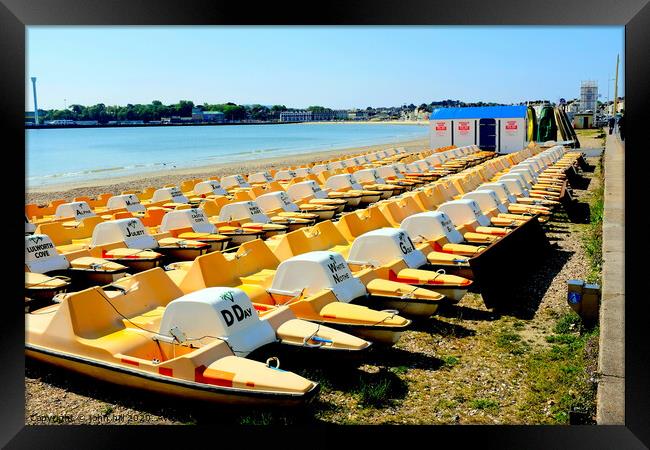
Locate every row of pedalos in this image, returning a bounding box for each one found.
[24,143,582,406]
[25,144,482,227]
[25,144,501,294]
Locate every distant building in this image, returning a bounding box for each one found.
[580,81,598,113]
[373,107,401,119]
[312,110,347,121]
[370,113,391,121]
[279,110,347,122]
[348,110,369,121]
[201,111,225,123]
[191,107,204,121]
[280,111,312,122]
[161,116,182,124]
[401,108,429,121]
[335,110,349,120]
[46,119,75,126]
[573,113,594,129]
[107,120,145,125]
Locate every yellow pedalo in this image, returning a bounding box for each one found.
[26,268,371,406]
[89,218,210,271]
[25,234,128,302]
[345,228,472,304]
[270,250,446,321]
[165,241,412,346]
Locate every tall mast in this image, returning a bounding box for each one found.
[31,77,39,125]
[613,54,619,115]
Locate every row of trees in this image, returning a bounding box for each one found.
[44,100,197,123]
[37,101,293,124]
[200,104,291,122]
[36,99,507,124]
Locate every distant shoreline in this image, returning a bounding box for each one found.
[25,120,429,130]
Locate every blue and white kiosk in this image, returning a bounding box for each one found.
[429,106,528,154]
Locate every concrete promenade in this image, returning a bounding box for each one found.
[596,129,625,424]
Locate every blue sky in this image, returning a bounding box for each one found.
[26,26,624,110]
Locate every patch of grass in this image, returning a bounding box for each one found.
[518,314,599,424]
[441,355,459,368]
[357,370,396,407]
[239,412,274,425]
[453,394,467,404]
[554,311,582,334]
[435,398,457,410]
[545,334,579,345]
[582,157,604,284]
[553,411,569,422]
[390,366,409,375]
[101,405,114,417]
[496,330,530,355]
[469,398,499,411]
[575,129,601,137]
[353,366,408,407]
[496,331,520,345]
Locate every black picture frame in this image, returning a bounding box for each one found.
[3,0,648,447]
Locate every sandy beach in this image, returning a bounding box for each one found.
[26,137,429,206]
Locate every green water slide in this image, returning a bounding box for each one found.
[536,106,557,142]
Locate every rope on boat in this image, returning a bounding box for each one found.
[302,323,327,348]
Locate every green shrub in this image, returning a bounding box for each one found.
[358,372,393,407]
[441,355,459,368]
[390,366,409,375]
[496,330,529,355]
[469,398,499,410]
[553,312,582,334]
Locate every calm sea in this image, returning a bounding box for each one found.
[26,123,428,187]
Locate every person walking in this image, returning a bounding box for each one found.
[617,114,625,141]
[608,116,616,135]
